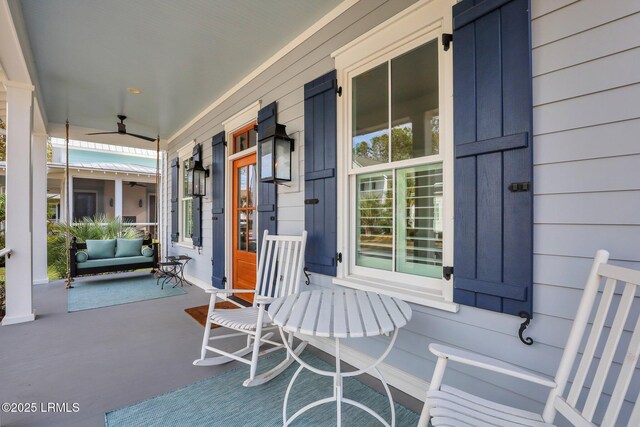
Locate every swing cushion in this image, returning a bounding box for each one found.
[76,251,88,263]
[86,239,117,259]
[115,238,143,258]
[77,256,152,270]
[141,247,154,257]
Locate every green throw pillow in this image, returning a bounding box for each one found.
[75,251,88,263]
[85,239,116,259]
[141,247,154,257]
[115,238,143,258]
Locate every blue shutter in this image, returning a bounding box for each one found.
[257,102,278,252]
[170,158,180,242]
[453,0,533,316]
[304,70,337,276]
[211,131,226,288]
[191,144,203,247]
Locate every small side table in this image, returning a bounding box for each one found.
[156,255,192,289]
[268,289,412,427]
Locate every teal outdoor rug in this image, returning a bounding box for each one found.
[105,351,420,426]
[68,274,186,312]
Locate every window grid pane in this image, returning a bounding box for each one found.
[352,63,389,168]
[395,163,443,278]
[356,171,394,271]
[391,40,440,161]
[183,199,193,239]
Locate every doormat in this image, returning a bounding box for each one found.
[184,301,239,328]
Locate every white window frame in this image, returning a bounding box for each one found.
[332,0,457,311]
[177,140,196,246]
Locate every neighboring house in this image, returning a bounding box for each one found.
[0,139,159,233]
[49,138,159,235]
[162,0,640,423]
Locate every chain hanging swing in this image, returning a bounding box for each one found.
[64,120,73,288]
[63,122,162,289]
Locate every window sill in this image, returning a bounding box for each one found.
[332,275,459,313]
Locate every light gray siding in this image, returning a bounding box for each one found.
[163,0,640,423]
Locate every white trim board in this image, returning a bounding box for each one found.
[183,271,211,291]
[300,334,430,402]
[168,0,359,143]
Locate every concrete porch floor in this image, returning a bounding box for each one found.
[0,273,422,426]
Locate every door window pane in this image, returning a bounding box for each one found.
[238,166,248,208]
[247,211,256,253]
[235,133,248,153]
[248,128,257,148]
[395,163,443,278]
[356,170,393,271]
[238,211,247,251]
[352,63,389,168]
[391,40,439,161]
[247,164,256,208]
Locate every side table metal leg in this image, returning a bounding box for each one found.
[336,337,342,427]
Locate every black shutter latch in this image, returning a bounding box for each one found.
[443,266,454,280]
[336,84,342,97]
[336,252,343,264]
[442,33,453,51]
[508,182,531,192]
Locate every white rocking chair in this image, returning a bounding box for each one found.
[419,250,640,427]
[193,230,308,387]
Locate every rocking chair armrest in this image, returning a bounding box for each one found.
[429,343,556,388]
[254,296,275,305]
[204,288,257,295]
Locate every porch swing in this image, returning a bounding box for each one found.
[64,120,160,288]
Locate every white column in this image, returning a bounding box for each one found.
[2,80,35,326]
[114,178,123,219]
[32,133,49,285]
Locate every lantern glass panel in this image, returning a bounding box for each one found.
[193,168,205,196]
[186,169,194,197]
[275,138,291,181]
[260,138,274,181]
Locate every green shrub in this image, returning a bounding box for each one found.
[47,215,143,279]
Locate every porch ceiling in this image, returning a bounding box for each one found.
[16,0,342,141]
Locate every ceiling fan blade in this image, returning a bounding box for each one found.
[127,133,156,142]
[86,131,119,136]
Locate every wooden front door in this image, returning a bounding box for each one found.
[232,153,257,303]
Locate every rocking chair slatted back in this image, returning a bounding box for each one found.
[544,250,640,426]
[255,230,307,305]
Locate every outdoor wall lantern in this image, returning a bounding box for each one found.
[138,199,143,208]
[259,123,294,183]
[186,158,209,197]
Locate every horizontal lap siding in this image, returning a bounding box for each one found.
[529,0,640,421]
[164,0,640,422]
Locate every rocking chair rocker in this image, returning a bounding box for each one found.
[193,230,308,387]
[419,250,640,426]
